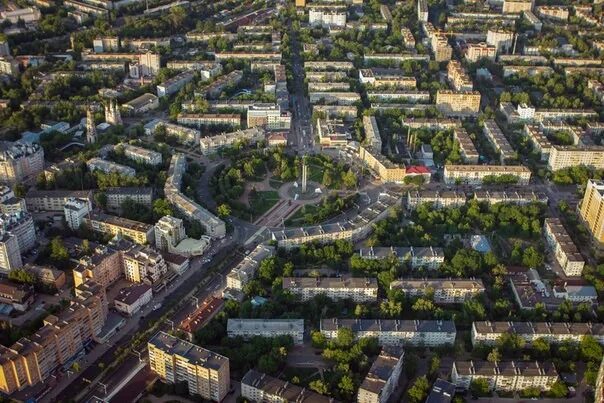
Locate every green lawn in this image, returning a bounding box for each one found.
[284,204,319,226]
[248,190,280,218]
[308,164,324,183]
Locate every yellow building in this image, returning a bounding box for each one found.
[295,0,305,6]
[579,179,604,246]
[83,213,154,245]
[502,0,532,14]
[436,90,481,116]
[359,145,406,183]
[148,332,230,402]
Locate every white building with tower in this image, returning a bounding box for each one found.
[64,197,91,231]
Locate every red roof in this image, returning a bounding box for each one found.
[406,166,431,174]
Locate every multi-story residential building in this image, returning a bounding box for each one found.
[471,321,604,346]
[0,142,44,186]
[304,61,354,71]
[0,57,19,76]
[154,215,186,253]
[122,244,167,284]
[177,113,241,129]
[473,189,548,205]
[123,93,159,114]
[321,319,456,347]
[417,0,428,22]
[204,70,243,99]
[25,189,92,212]
[92,36,119,52]
[579,179,604,248]
[547,145,604,171]
[165,154,225,238]
[148,332,230,402]
[283,276,378,303]
[443,164,531,185]
[359,68,416,89]
[432,33,452,62]
[114,283,152,316]
[436,90,481,116]
[451,360,558,392]
[104,187,153,214]
[357,347,404,403]
[308,8,346,27]
[242,370,334,403]
[363,116,382,150]
[466,42,497,62]
[543,218,585,277]
[486,28,515,54]
[0,212,35,253]
[401,27,416,49]
[199,127,265,155]
[309,91,361,105]
[0,187,24,215]
[87,158,136,177]
[156,70,195,98]
[227,319,304,344]
[594,357,604,403]
[0,232,22,275]
[63,197,91,231]
[0,7,41,23]
[317,118,351,148]
[358,145,406,183]
[118,143,162,166]
[73,244,122,288]
[482,119,516,163]
[0,279,34,311]
[447,61,473,92]
[406,190,466,210]
[246,104,291,130]
[502,0,532,14]
[144,119,200,145]
[0,282,107,395]
[536,6,569,21]
[358,246,445,270]
[83,212,154,245]
[367,91,430,103]
[453,127,480,163]
[225,244,275,294]
[390,279,485,304]
[166,61,222,81]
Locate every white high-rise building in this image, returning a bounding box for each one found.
[0,232,22,275]
[154,215,186,252]
[64,197,91,231]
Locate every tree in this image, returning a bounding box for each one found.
[311,331,326,348]
[338,375,355,400]
[82,239,91,255]
[342,169,357,189]
[50,237,69,263]
[532,338,550,360]
[406,376,430,403]
[309,379,328,395]
[487,348,501,363]
[152,198,173,218]
[522,246,544,268]
[580,335,603,363]
[94,192,107,209]
[217,203,232,218]
[546,381,568,398]
[8,268,36,284]
[470,378,490,397]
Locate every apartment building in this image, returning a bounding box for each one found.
[205,70,243,99]
[367,91,430,103]
[304,61,354,71]
[400,120,460,132]
[390,278,485,304]
[401,27,415,49]
[0,279,34,311]
[199,127,265,155]
[543,218,584,277]
[166,60,222,81]
[358,246,445,270]
[357,347,404,403]
[417,0,428,22]
[523,125,551,161]
[451,360,558,392]
[473,189,548,205]
[453,127,480,163]
[123,93,159,114]
[0,186,25,215]
[64,197,90,231]
[466,42,497,62]
[309,91,361,105]
[154,215,186,253]
[363,116,382,150]
[502,0,532,14]
[118,143,162,166]
[0,232,22,275]
[227,319,304,344]
[0,142,44,186]
[144,119,200,145]
[471,321,604,346]
[156,71,195,98]
[1,7,41,23]
[447,61,473,92]
[83,212,154,245]
[0,282,107,395]
[165,154,225,238]
[114,283,152,316]
[0,212,35,253]
[242,370,334,403]
[536,6,569,21]
[436,90,481,116]
[308,8,346,27]
[25,189,92,212]
[483,120,516,163]
[122,244,167,284]
[317,118,351,148]
[213,52,281,62]
[177,113,241,129]
[87,158,136,177]
[579,179,604,247]
[104,187,153,214]
[358,145,406,183]
[246,104,291,130]
[283,276,378,303]
[321,319,456,347]
[486,28,515,54]
[443,164,531,185]
[359,68,416,89]
[148,332,230,401]
[432,33,453,62]
[547,145,604,171]
[73,244,122,288]
[406,190,466,210]
[225,244,275,293]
